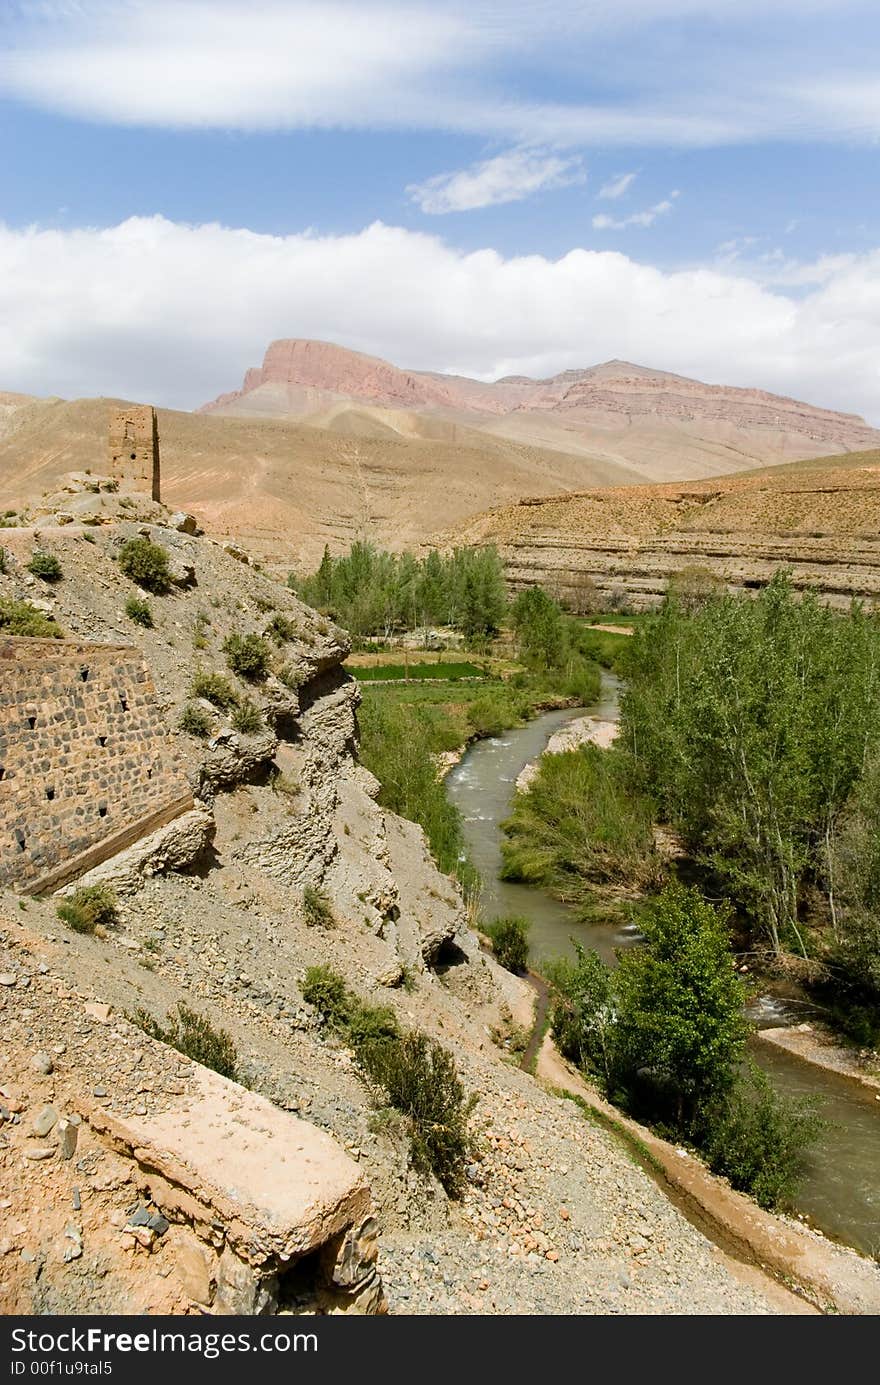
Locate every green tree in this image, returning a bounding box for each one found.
[622,574,880,953]
[511,585,566,669]
[612,884,748,1128]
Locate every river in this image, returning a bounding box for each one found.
[445,673,880,1258]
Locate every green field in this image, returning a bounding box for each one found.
[353,660,484,682]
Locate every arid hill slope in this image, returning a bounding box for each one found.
[443,452,880,610]
[0,394,664,570]
[4,345,879,574]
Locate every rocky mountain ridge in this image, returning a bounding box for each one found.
[202,338,880,455]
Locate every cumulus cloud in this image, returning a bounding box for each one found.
[2,1,880,146]
[598,172,638,200]
[593,191,680,230]
[408,147,585,213]
[3,214,880,423]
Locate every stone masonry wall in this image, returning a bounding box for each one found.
[0,638,191,891]
[108,405,161,501]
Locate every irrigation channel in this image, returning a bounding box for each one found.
[445,673,880,1258]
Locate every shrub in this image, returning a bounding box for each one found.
[118,537,172,593]
[231,697,263,734]
[359,1032,476,1196]
[56,901,95,934]
[612,884,748,1126]
[501,745,657,896]
[703,1066,824,1209]
[484,915,530,973]
[357,695,477,890]
[133,1002,236,1079]
[179,702,213,737]
[191,670,239,709]
[277,663,306,692]
[302,885,334,928]
[27,551,63,582]
[301,965,356,1030]
[124,595,154,628]
[0,597,63,638]
[222,631,271,682]
[546,944,617,1083]
[56,883,118,934]
[266,612,299,645]
[0,547,6,573]
[346,1001,400,1052]
[301,965,474,1195]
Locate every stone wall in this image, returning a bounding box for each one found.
[108,405,160,501]
[0,637,191,892]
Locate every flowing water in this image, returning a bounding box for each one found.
[446,673,880,1258]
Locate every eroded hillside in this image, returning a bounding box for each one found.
[0,499,799,1316]
[443,454,880,610]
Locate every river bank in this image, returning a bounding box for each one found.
[446,683,880,1265]
[535,1036,880,1315]
[757,1024,880,1095]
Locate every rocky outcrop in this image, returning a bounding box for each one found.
[447,464,880,611]
[91,1064,385,1315]
[61,808,215,895]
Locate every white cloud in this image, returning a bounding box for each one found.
[593,192,679,230]
[408,147,584,213]
[3,214,880,424]
[598,172,638,200]
[1,1,880,147]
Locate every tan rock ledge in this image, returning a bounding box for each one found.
[88,1063,383,1313]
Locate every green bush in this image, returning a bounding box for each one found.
[357,694,478,891]
[277,663,306,692]
[118,537,172,593]
[133,1003,237,1079]
[265,612,299,645]
[346,1002,400,1052]
[0,547,7,574]
[231,697,263,734]
[484,915,530,973]
[56,883,118,934]
[359,1032,476,1196]
[703,1066,824,1209]
[546,893,823,1209]
[301,966,474,1195]
[301,965,356,1029]
[501,745,657,897]
[124,595,154,628]
[56,901,95,934]
[612,884,748,1125]
[546,944,617,1083]
[302,885,334,928]
[191,670,239,709]
[0,597,63,638]
[222,631,271,682]
[179,702,213,737]
[27,551,63,582]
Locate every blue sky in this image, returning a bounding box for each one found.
[2,1,880,418]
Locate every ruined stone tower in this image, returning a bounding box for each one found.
[108,404,161,502]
